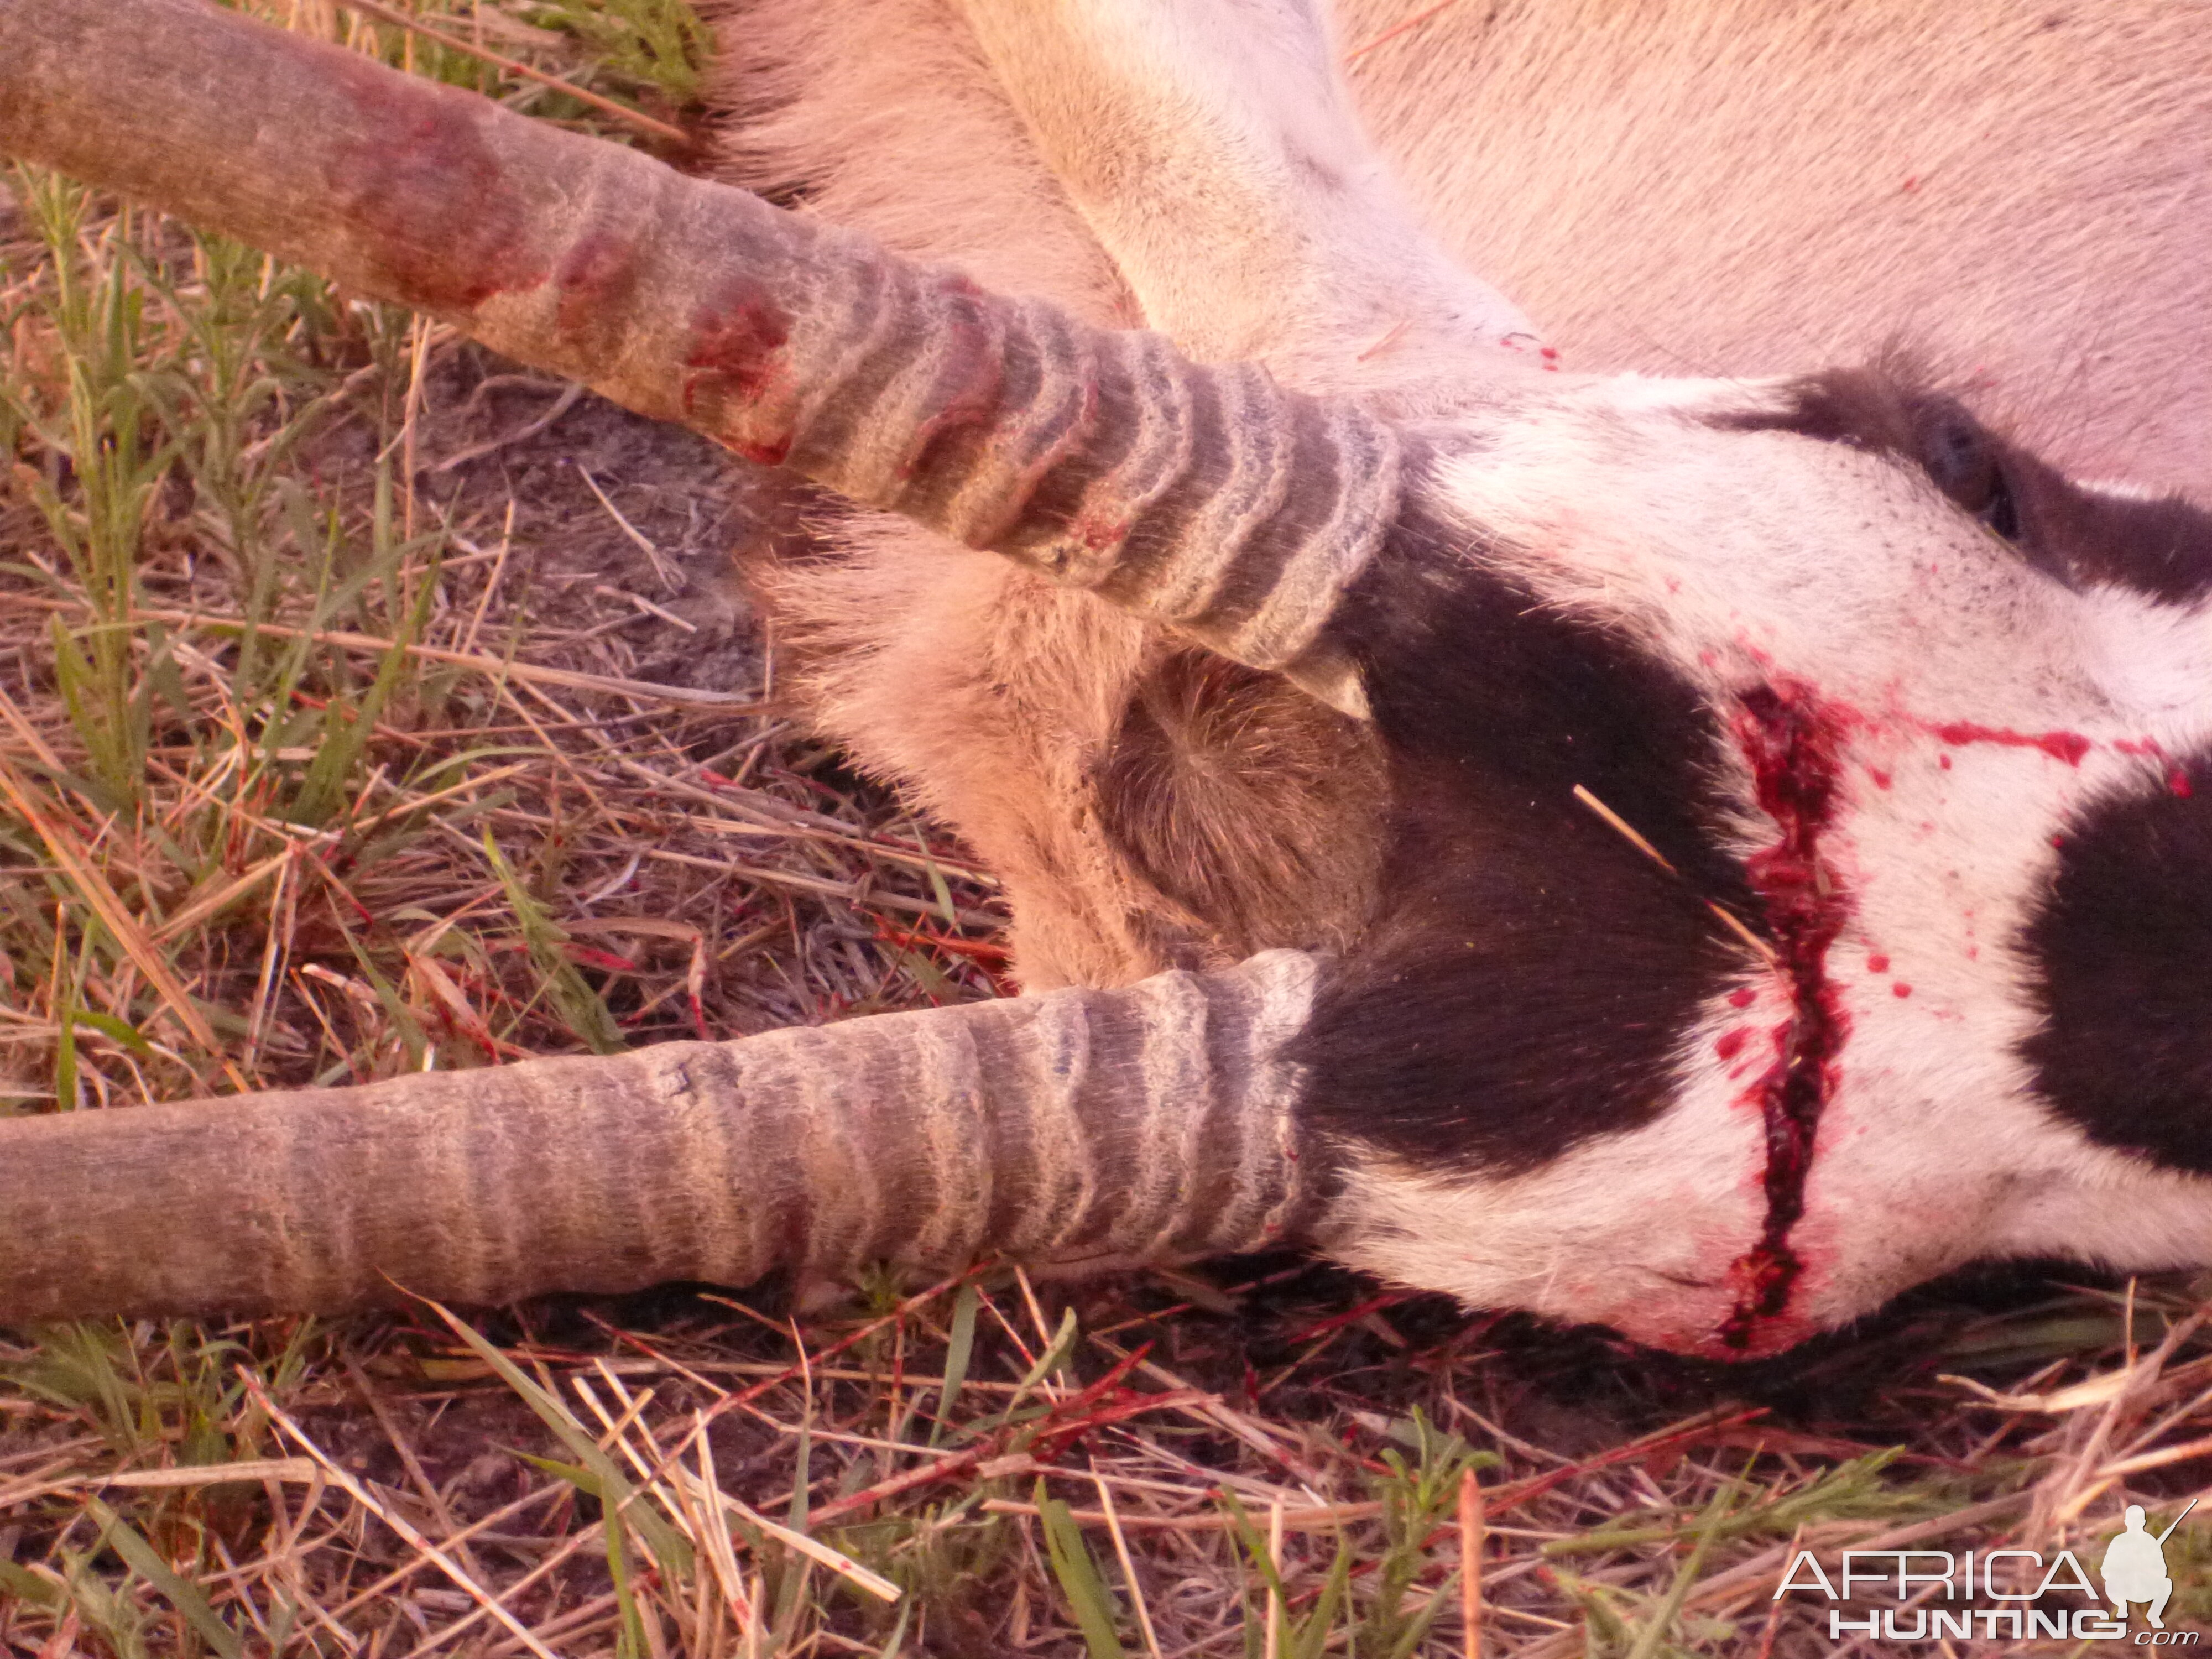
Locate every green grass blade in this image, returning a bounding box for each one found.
[426,1301,692,1575]
[288,554,438,827]
[1622,1478,1739,1659]
[606,1500,651,1659]
[0,1561,62,1608]
[88,1496,244,1659]
[928,1281,980,1449]
[69,1008,152,1057]
[1293,1543,1353,1659]
[1035,1479,1128,1659]
[482,831,627,1053]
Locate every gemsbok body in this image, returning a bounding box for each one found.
[3,0,2211,1359]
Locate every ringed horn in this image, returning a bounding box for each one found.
[0,0,1394,1321]
[0,0,1404,716]
[0,953,1330,1322]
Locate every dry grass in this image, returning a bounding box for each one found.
[6,4,2212,1653]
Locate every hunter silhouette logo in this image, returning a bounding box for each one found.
[2105,1500,2195,1630]
[1774,1499,2202,1643]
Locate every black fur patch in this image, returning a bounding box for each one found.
[1292,499,1752,1176]
[1724,367,2212,603]
[2020,748,2212,1174]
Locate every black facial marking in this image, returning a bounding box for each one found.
[2012,473,2212,605]
[1292,498,1752,1176]
[1721,366,2212,602]
[2021,749,2212,1175]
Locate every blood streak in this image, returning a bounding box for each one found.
[322,56,549,312]
[899,290,1005,479]
[682,282,797,465]
[1929,721,2091,766]
[1718,680,1853,1352]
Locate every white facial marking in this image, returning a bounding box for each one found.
[1331,376,2212,1353]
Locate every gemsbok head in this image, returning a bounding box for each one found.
[4,0,2212,1359]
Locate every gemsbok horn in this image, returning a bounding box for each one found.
[13,0,2212,1361]
[0,0,1391,1327]
[0,0,1403,714]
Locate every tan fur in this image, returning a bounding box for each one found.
[1343,0,2212,483]
[704,0,1394,989]
[705,0,2212,989]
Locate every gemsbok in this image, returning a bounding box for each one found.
[3,0,2211,1359]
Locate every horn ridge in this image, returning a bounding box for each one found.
[0,952,1327,1322]
[0,0,1401,681]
